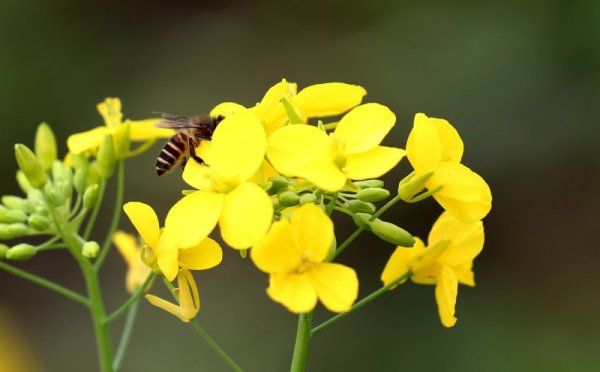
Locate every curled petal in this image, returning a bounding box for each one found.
[290,204,333,263]
[267,273,318,313]
[178,237,223,271]
[343,146,405,180]
[251,218,299,273]
[381,238,425,287]
[295,82,366,118]
[123,202,161,249]
[67,126,107,154]
[310,263,358,313]
[406,113,442,174]
[431,117,463,163]
[428,162,492,222]
[428,212,484,266]
[334,103,395,154]
[178,269,200,321]
[145,294,184,321]
[220,182,273,249]
[435,265,458,327]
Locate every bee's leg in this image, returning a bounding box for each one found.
[188,137,205,164]
[180,156,188,170]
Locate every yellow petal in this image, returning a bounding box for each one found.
[381,238,424,287]
[67,126,107,154]
[112,230,138,266]
[428,212,484,266]
[209,109,266,183]
[178,237,223,270]
[128,119,174,141]
[343,146,405,180]
[310,263,358,313]
[145,294,189,322]
[253,79,297,134]
[435,265,458,327]
[295,82,366,118]
[334,103,395,154]
[289,204,333,263]
[155,240,179,281]
[97,98,122,128]
[182,160,213,190]
[428,162,492,222]
[163,191,223,249]
[178,269,200,321]
[210,102,246,117]
[122,202,161,249]
[220,182,273,249]
[251,218,300,273]
[267,125,346,191]
[431,117,463,163]
[453,262,475,286]
[267,273,318,313]
[406,113,442,174]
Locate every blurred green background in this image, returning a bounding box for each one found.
[1,0,599,371]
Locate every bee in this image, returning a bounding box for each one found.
[153,113,224,176]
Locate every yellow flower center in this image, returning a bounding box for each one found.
[206,170,241,194]
[329,134,347,169]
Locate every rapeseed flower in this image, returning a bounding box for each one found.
[145,268,200,322]
[113,231,152,293]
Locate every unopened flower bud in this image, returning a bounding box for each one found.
[70,153,89,172]
[15,144,48,189]
[357,188,390,203]
[409,239,450,274]
[325,233,337,262]
[346,200,376,214]
[83,184,100,209]
[87,163,101,186]
[398,171,433,201]
[354,179,385,189]
[73,168,88,194]
[34,122,58,172]
[0,206,27,224]
[52,160,73,184]
[352,213,373,231]
[82,241,100,259]
[269,176,290,192]
[278,191,300,207]
[6,243,36,261]
[299,193,317,205]
[2,196,27,211]
[97,135,116,179]
[0,244,8,259]
[371,220,415,247]
[45,182,66,207]
[28,214,50,231]
[16,171,33,194]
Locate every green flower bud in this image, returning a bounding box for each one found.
[352,213,373,231]
[34,122,57,172]
[325,233,337,262]
[2,196,27,211]
[269,176,291,191]
[0,206,27,224]
[73,168,88,194]
[299,193,318,205]
[28,214,50,231]
[398,171,433,201]
[6,243,37,261]
[87,162,101,186]
[70,153,89,172]
[345,200,376,214]
[52,160,73,184]
[27,190,46,213]
[354,179,385,189]
[45,182,66,207]
[97,135,116,179]
[16,171,33,194]
[357,188,390,203]
[371,220,415,247]
[83,184,100,209]
[278,191,300,207]
[0,244,9,259]
[82,241,100,259]
[15,144,48,189]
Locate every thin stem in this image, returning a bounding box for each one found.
[333,195,401,259]
[112,300,140,371]
[0,261,88,306]
[325,193,338,215]
[83,180,107,240]
[161,276,243,372]
[95,161,125,271]
[106,273,154,324]
[311,271,411,336]
[290,312,313,372]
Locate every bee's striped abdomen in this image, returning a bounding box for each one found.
[155,132,189,176]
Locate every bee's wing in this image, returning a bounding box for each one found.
[152,112,202,129]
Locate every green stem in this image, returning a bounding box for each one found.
[106,273,154,324]
[311,271,411,336]
[83,180,107,240]
[112,300,140,371]
[0,261,88,306]
[95,161,125,271]
[325,193,338,216]
[161,277,243,372]
[334,195,401,259]
[290,312,313,372]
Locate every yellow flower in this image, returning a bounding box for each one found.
[113,230,152,293]
[251,204,358,313]
[67,97,173,158]
[267,103,405,192]
[145,268,200,322]
[123,202,223,281]
[403,113,492,222]
[175,108,273,250]
[381,212,484,327]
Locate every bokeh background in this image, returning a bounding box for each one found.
[1,0,599,371]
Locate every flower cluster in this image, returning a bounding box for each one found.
[119,79,491,326]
